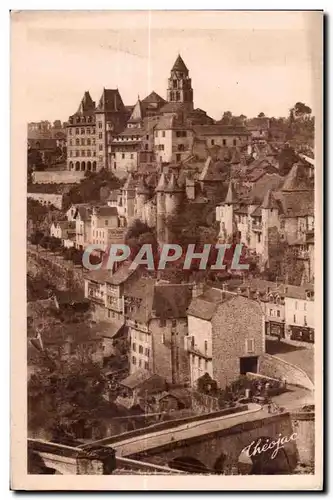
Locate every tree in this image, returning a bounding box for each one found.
[293,102,312,118]
[219,111,233,125]
[258,112,266,118]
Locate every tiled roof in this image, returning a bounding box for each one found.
[128,99,144,123]
[194,125,250,137]
[107,261,137,285]
[276,283,314,300]
[187,288,234,320]
[281,163,313,191]
[159,102,188,115]
[122,173,137,191]
[275,190,314,217]
[120,369,161,389]
[94,206,118,217]
[199,157,227,182]
[261,189,279,209]
[76,91,95,114]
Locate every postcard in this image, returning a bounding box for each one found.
[11,9,323,490]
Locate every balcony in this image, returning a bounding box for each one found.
[252,222,262,232]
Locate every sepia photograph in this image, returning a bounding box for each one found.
[10,9,323,490]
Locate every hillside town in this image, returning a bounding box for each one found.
[27,54,315,475]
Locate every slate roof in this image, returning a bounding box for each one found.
[96,89,125,113]
[152,283,193,318]
[172,54,188,72]
[107,262,137,285]
[141,91,166,104]
[224,181,238,204]
[199,157,228,182]
[281,163,313,191]
[261,189,279,209]
[76,91,95,114]
[120,369,164,390]
[274,190,314,217]
[94,206,118,217]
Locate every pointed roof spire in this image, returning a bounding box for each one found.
[136,176,150,195]
[261,189,279,209]
[155,172,167,192]
[122,172,136,191]
[224,181,238,204]
[172,54,188,73]
[165,173,184,193]
[128,98,143,124]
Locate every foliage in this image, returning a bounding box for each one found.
[65,168,122,206]
[257,112,266,118]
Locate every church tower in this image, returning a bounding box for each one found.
[167,55,194,112]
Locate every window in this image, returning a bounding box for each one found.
[162,131,165,138]
[99,133,103,139]
[176,154,181,162]
[205,360,208,371]
[294,314,297,323]
[145,348,150,357]
[104,220,109,227]
[295,301,298,310]
[144,361,149,370]
[132,356,136,364]
[87,128,90,134]
[98,121,102,129]
[178,144,185,151]
[81,138,85,145]
[87,138,91,146]
[130,154,134,159]
[92,128,96,134]
[76,139,80,146]
[304,316,307,326]
[69,139,73,146]
[269,309,273,316]
[99,145,103,151]
[75,151,79,157]
[146,135,149,140]
[233,139,237,146]
[81,128,85,134]
[76,128,79,134]
[69,129,72,135]
[161,333,165,344]
[132,342,136,352]
[246,338,255,353]
[139,345,143,354]
[204,340,208,354]
[138,359,142,368]
[160,319,166,327]
[277,310,281,318]
[122,153,125,159]
[258,233,261,243]
[87,150,91,156]
[198,358,201,369]
[82,150,85,157]
[223,139,226,146]
[155,131,158,138]
[211,139,215,146]
[171,319,177,327]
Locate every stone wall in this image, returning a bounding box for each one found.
[290,410,315,465]
[27,192,64,210]
[32,170,85,184]
[259,353,314,391]
[27,248,86,293]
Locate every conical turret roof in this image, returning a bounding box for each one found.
[164,173,184,193]
[261,189,279,209]
[122,172,136,191]
[136,177,150,195]
[155,172,167,192]
[224,181,238,204]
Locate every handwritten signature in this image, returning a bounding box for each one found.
[241,432,298,460]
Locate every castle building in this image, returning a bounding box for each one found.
[66,91,97,172]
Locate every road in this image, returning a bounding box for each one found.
[266,338,314,382]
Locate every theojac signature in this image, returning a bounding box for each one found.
[241,432,298,460]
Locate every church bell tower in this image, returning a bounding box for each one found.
[167,55,194,112]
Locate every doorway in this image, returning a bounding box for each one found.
[240,356,258,375]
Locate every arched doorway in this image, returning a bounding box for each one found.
[69,161,73,170]
[92,161,97,172]
[81,161,86,171]
[75,161,80,171]
[237,436,293,475]
[87,161,92,171]
[168,456,209,474]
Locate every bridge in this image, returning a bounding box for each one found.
[79,404,301,474]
